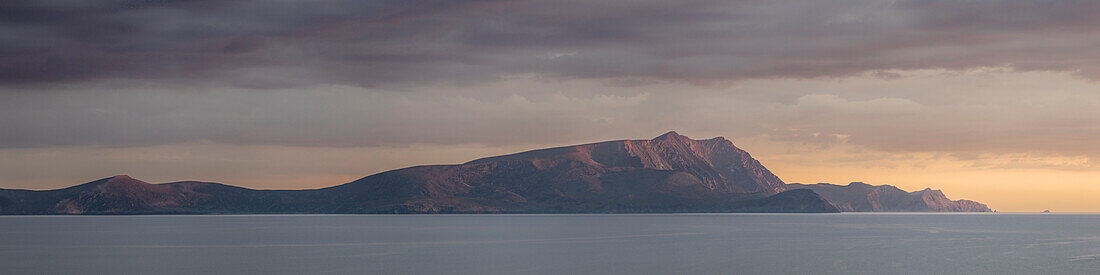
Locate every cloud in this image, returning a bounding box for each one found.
[0,142,546,190]
[3,1,1100,168]
[0,79,657,148]
[4,0,1100,88]
[795,94,926,116]
[964,153,1092,171]
[2,68,1099,165]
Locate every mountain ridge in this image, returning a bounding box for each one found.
[787,182,991,212]
[0,132,989,214]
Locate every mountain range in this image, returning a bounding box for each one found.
[0,132,989,214]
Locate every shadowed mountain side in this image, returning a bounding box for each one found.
[0,175,836,214]
[308,131,797,213]
[786,182,991,212]
[0,132,840,214]
[319,164,830,214]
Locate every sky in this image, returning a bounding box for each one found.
[2,0,1100,212]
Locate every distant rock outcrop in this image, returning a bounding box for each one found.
[0,132,839,214]
[786,182,991,212]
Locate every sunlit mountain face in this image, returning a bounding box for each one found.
[3,1,1100,212]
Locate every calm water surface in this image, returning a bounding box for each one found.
[1,214,1098,274]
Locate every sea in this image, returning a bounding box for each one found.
[1,213,1097,274]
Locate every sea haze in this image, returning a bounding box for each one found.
[1,214,1097,274]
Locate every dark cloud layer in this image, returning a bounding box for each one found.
[3,0,1100,164]
[4,0,1100,88]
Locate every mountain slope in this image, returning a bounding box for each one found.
[786,182,991,212]
[0,132,839,214]
[464,131,788,194]
[310,131,809,213]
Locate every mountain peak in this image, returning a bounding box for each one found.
[465,130,786,194]
[105,175,138,183]
[102,175,148,186]
[652,131,688,141]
